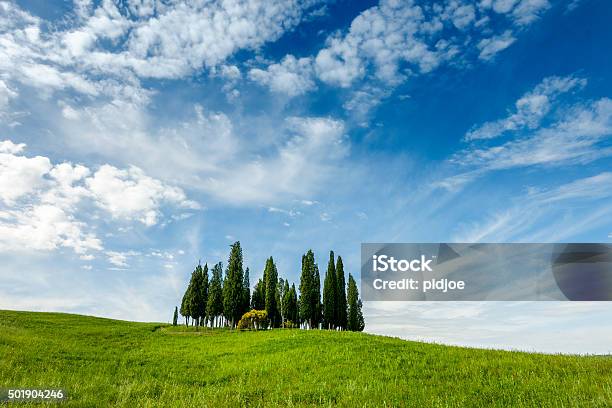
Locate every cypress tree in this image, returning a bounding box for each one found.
[207,262,224,327]
[322,251,337,329]
[180,286,190,326]
[172,306,178,326]
[251,278,265,310]
[357,299,365,332]
[242,267,251,315]
[299,251,314,328]
[347,273,360,331]
[190,264,205,326]
[313,263,321,329]
[184,267,200,325]
[288,283,299,324]
[281,280,290,326]
[223,242,245,328]
[201,263,209,326]
[264,257,279,328]
[336,256,348,330]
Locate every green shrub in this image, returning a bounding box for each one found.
[237,309,268,330]
[282,320,298,329]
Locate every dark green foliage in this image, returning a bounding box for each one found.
[322,251,337,329]
[242,267,251,316]
[288,283,299,324]
[201,263,209,323]
[223,242,245,327]
[299,250,320,329]
[189,264,206,326]
[172,306,178,326]
[180,286,190,326]
[313,264,322,329]
[356,299,365,332]
[264,257,279,328]
[281,280,290,324]
[251,278,265,310]
[335,256,347,330]
[347,273,362,332]
[206,262,224,327]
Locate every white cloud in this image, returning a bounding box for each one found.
[86,164,199,226]
[0,0,320,109]
[465,75,587,140]
[0,140,199,255]
[106,250,139,267]
[484,0,550,25]
[0,142,52,204]
[477,30,516,60]
[314,1,440,87]
[444,2,476,29]
[249,55,315,96]
[455,98,612,172]
[509,0,550,25]
[0,204,102,254]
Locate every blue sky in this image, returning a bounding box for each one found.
[1,0,611,353]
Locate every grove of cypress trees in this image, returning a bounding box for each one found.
[179,248,362,332]
[223,242,245,328]
[323,251,337,329]
[336,256,348,330]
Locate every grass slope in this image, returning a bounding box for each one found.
[1,310,611,407]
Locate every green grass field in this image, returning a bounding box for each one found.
[1,310,611,407]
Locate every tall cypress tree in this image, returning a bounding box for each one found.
[180,285,190,326]
[336,256,348,330]
[223,242,244,328]
[357,299,365,332]
[323,251,337,329]
[172,306,178,326]
[264,257,279,328]
[299,251,315,328]
[289,283,299,324]
[347,273,360,331]
[281,280,290,326]
[313,263,322,329]
[201,263,209,326]
[185,266,201,325]
[207,262,224,327]
[190,264,205,326]
[242,267,251,315]
[251,278,265,310]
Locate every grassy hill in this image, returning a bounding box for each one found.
[1,310,611,407]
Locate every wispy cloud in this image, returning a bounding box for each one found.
[465,75,587,140]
